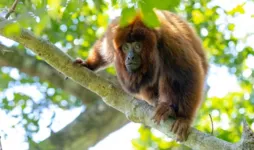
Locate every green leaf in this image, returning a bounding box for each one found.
[31,0,43,7]
[228,23,235,31]
[228,4,245,15]
[141,9,160,28]
[111,0,117,6]
[106,67,116,75]
[192,10,205,25]
[65,0,82,12]
[47,0,62,20]
[120,7,136,27]
[154,0,180,10]
[3,23,21,36]
[34,15,51,35]
[138,0,180,10]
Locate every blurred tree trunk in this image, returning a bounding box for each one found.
[31,102,129,150]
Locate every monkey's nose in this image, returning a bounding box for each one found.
[127,51,135,60]
[128,55,134,60]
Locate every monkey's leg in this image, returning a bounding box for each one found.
[153,77,177,124]
[153,103,177,124]
[171,116,191,141]
[170,80,203,141]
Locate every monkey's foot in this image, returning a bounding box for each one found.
[153,102,176,124]
[73,58,87,67]
[171,118,190,141]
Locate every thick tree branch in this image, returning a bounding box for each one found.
[0,44,129,149]
[31,102,129,150]
[0,44,100,104]
[0,19,253,149]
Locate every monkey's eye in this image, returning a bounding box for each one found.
[133,42,142,52]
[122,43,129,52]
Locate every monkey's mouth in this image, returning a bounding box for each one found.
[125,63,140,73]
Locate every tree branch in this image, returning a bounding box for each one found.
[0,43,129,149]
[0,19,253,149]
[31,102,129,150]
[0,44,100,104]
[5,0,20,19]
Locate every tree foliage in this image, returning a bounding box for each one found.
[0,0,253,149]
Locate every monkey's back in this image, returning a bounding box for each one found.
[155,10,208,75]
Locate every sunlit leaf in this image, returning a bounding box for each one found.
[141,9,160,27]
[3,23,21,36]
[97,14,108,27]
[228,23,235,31]
[47,0,62,20]
[111,0,117,6]
[34,15,51,35]
[154,0,180,10]
[31,0,42,7]
[106,67,116,75]
[66,34,73,41]
[120,7,136,27]
[192,10,205,24]
[65,0,82,13]
[228,4,245,15]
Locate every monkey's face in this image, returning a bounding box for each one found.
[122,42,142,73]
[113,17,159,86]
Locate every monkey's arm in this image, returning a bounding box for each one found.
[74,19,119,71]
[74,34,114,71]
[171,65,204,141]
[154,64,204,141]
[153,76,177,123]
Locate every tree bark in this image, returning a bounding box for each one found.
[0,18,253,150]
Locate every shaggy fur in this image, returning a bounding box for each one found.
[75,10,208,141]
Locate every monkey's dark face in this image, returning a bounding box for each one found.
[122,42,142,73]
[113,19,159,75]
[113,17,160,92]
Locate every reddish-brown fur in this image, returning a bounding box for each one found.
[75,10,208,141]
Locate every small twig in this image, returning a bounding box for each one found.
[5,0,20,19]
[209,114,214,135]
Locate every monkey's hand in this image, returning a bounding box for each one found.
[73,58,88,67]
[153,102,176,124]
[171,118,191,141]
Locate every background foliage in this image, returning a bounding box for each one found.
[0,0,254,149]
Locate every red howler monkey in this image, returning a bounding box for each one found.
[75,10,208,141]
